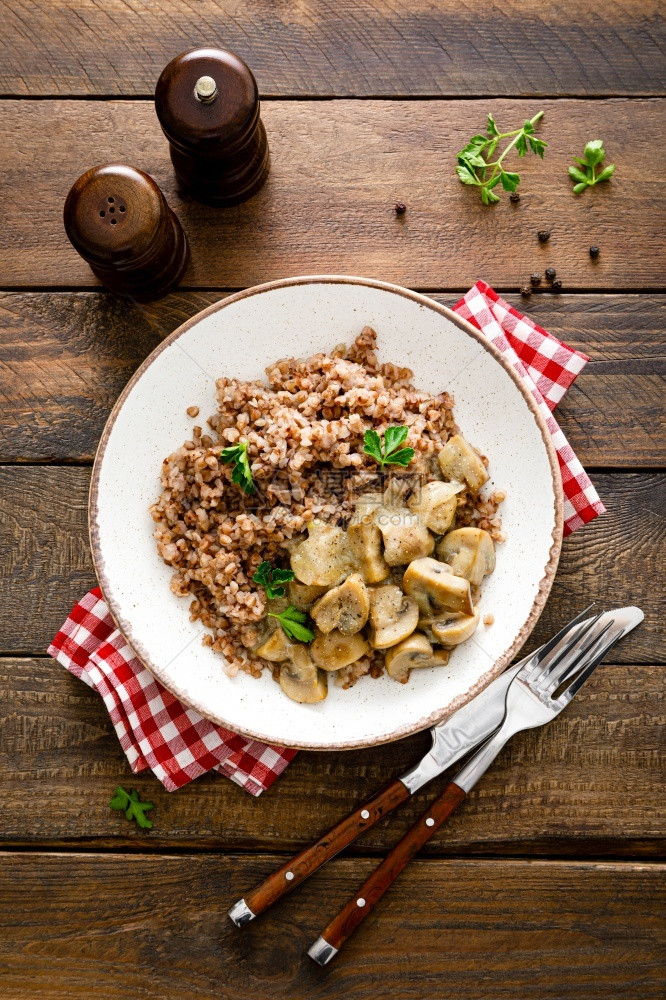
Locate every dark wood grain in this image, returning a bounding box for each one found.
[0,0,663,98]
[1,291,663,464]
[1,466,661,660]
[2,99,664,289]
[1,659,663,855]
[242,777,410,919]
[318,782,467,957]
[0,851,663,999]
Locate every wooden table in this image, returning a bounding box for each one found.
[1,3,664,997]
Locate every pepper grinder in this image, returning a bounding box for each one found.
[155,47,270,205]
[63,164,189,301]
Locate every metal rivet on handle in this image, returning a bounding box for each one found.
[285,871,294,881]
[360,809,370,820]
[357,897,366,907]
[425,818,435,827]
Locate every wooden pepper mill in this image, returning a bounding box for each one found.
[63,164,189,301]
[155,47,270,205]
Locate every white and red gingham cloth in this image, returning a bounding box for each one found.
[48,281,603,794]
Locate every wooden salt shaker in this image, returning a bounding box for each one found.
[63,164,188,301]
[155,47,270,205]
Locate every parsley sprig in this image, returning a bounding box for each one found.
[457,111,546,204]
[253,560,295,600]
[220,440,255,494]
[363,425,415,468]
[110,786,154,829]
[268,605,315,643]
[568,140,615,194]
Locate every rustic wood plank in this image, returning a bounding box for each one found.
[1,0,663,98]
[1,291,663,464]
[0,852,663,999]
[1,658,663,855]
[0,467,662,661]
[1,99,664,289]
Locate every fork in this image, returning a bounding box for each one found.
[308,610,621,964]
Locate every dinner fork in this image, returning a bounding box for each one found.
[308,610,623,964]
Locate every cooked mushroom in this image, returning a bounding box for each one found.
[288,580,328,611]
[403,557,474,616]
[421,607,481,646]
[311,629,370,671]
[290,519,353,587]
[436,527,495,587]
[407,480,464,534]
[279,648,328,703]
[311,573,370,635]
[347,496,390,583]
[385,633,450,682]
[375,506,435,566]
[254,627,293,662]
[438,434,488,492]
[367,584,419,649]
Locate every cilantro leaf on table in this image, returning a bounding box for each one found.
[456,110,546,204]
[220,441,255,494]
[253,561,295,600]
[363,425,415,468]
[268,605,315,643]
[110,786,154,829]
[568,139,615,194]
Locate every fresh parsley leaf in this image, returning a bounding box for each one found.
[363,426,415,468]
[220,441,255,494]
[569,139,615,194]
[253,560,295,600]
[268,605,315,643]
[110,786,154,829]
[456,110,545,204]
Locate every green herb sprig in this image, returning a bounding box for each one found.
[363,425,415,468]
[253,560,295,600]
[457,111,546,204]
[268,605,315,643]
[110,786,154,829]
[220,441,255,494]
[568,140,615,194]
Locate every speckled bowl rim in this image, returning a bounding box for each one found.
[89,275,564,750]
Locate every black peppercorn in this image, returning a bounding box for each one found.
[537,229,551,243]
[394,202,407,215]
[589,245,600,258]
[530,273,542,287]
[545,267,557,281]
[509,192,520,203]
[552,279,562,291]
[520,285,532,298]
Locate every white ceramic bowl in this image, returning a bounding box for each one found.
[90,276,563,750]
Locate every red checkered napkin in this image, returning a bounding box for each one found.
[453,281,605,534]
[48,587,297,794]
[48,280,603,794]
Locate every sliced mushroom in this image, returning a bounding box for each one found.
[375,506,435,566]
[385,633,450,683]
[407,480,465,534]
[311,573,370,635]
[290,519,353,587]
[421,607,481,646]
[403,557,474,616]
[438,434,488,492]
[347,496,390,584]
[368,584,419,649]
[436,527,496,587]
[279,650,328,704]
[288,580,328,611]
[311,629,370,671]
[255,627,293,662]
